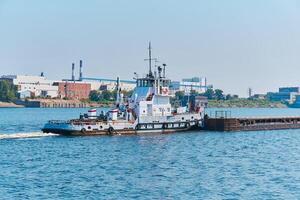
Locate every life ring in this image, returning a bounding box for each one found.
[162,88,169,95]
[108,127,114,135]
[81,128,87,134]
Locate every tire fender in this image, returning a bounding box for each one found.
[108,127,114,135]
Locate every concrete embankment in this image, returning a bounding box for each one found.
[14,99,113,108]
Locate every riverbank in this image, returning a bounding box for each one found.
[17,99,114,108]
[208,99,286,108]
[0,101,24,108]
[0,99,113,108]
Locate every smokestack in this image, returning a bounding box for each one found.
[116,76,120,105]
[79,60,83,81]
[71,63,75,81]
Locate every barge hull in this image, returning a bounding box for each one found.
[204,116,300,132]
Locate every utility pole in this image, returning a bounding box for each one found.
[248,87,252,98]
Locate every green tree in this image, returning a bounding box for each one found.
[215,89,224,100]
[100,90,113,101]
[175,91,185,100]
[122,90,133,98]
[89,90,100,101]
[232,95,239,99]
[0,80,16,102]
[226,94,233,100]
[203,88,215,99]
[190,90,199,95]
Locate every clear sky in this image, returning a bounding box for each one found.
[1,0,300,96]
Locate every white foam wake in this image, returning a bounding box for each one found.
[0,132,58,140]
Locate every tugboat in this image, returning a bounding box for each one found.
[42,43,205,136]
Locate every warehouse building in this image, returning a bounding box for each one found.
[0,74,59,98]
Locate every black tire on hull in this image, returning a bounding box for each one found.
[162,123,167,129]
[185,122,190,128]
[108,127,114,135]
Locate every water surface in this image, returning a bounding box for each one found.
[0,108,300,199]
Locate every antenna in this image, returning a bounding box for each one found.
[162,63,166,78]
[144,42,157,78]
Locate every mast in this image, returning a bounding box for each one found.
[148,42,153,77]
[144,42,156,78]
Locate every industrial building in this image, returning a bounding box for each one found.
[170,77,208,94]
[0,74,59,98]
[56,82,91,100]
[268,87,300,103]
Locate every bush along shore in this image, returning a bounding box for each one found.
[208,99,287,108]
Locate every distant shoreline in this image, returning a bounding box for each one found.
[207,99,287,108]
[0,100,113,108]
[0,99,288,109]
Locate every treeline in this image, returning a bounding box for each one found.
[0,80,17,102]
[89,90,133,102]
[175,88,239,100]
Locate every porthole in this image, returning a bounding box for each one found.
[191,116,194,119]
[100,126,103,129]
[88,126,91,129]
[182,117,184,120]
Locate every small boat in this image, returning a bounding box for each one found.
[42,43,205,136]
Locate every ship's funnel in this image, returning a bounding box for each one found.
[71,63,75,81]
[79,60,83,81]
[88,109,97,119]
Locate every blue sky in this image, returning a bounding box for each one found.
[0,0,300,96]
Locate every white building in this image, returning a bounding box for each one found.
[0,75,59,98]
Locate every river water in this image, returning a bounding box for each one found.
[1,108,300,199]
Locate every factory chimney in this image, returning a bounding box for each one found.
[71,63,75,81]
[79,60,83,81]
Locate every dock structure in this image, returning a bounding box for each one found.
[204,111,300,132]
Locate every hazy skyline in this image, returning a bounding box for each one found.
[1,0,300,96]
